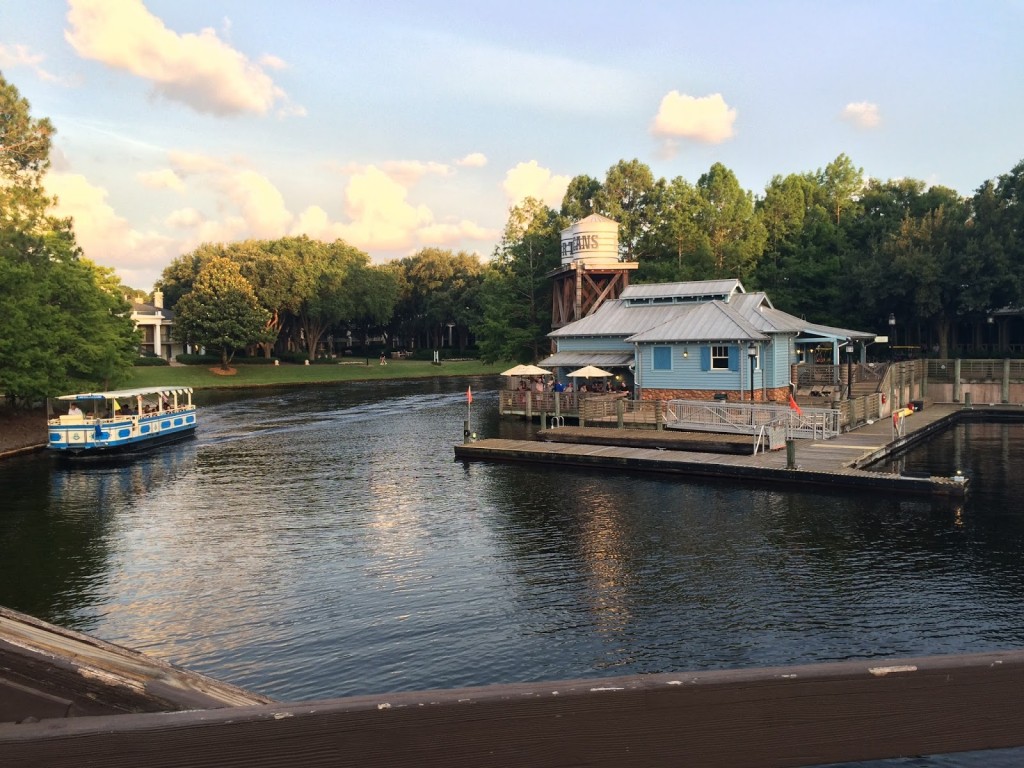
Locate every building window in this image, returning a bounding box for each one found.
[711,345,729,370]
[652,346,672,371]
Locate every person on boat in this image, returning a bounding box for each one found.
[68,403,82,417]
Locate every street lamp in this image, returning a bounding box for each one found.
[747,342,757,403]
[888,313,896,362]
[846,341,854,399]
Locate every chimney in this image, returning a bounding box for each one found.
[153,290,164,309]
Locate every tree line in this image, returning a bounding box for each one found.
[3,68,1023,404]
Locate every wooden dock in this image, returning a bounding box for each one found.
[455,402,1011,497]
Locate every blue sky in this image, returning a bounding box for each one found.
[2,0,1022,290]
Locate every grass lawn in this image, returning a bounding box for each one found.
[126,358,510,390]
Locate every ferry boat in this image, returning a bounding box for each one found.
[47,386,197,457]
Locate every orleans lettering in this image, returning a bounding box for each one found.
[560,233,600,257]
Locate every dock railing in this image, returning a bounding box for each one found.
[501,392,843,439]
[664,399,841,440]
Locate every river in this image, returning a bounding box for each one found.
[2,376,1023,765]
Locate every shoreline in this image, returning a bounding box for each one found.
[0,408,46,458]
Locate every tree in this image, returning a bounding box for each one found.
[293,240,397,361]
[393,248,484,350]
[155,243,226,310]
[476,198,561,363]
[637,175,708,283]
[560,174,601,222]
[592,159,663,261]
[1,72,138,404]
[173,257,270,369]
[234,238,310,357]
[693,163,767,280]
[818,153,864,226]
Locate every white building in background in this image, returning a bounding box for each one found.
[130,290,183,360]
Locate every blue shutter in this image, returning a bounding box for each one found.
[653,346,671,371]
[700,346,711,372]
[728,346,740,372]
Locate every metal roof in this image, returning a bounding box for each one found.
[620,279,744,303]
[625,301,768,343]
[549,299,690,337]
[538,351,634,368]
[550,281,876,345]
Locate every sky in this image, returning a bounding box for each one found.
[2,1,1022,291]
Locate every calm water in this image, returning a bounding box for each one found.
[3,378,1024,765]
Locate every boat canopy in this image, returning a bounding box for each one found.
[55,387,193,401]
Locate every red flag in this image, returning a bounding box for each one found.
[788,393,802,415]
[467,386,473,404]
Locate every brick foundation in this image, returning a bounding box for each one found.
[640,387,790,404]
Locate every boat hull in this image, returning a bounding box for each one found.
[48,410,198,457]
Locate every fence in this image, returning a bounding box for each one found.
[664,399,840,440]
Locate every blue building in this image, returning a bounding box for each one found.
[541,278,876,404]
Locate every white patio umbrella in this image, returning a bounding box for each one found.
[567,365,613,379]
[517,364,552,376]
[501,364,551,376]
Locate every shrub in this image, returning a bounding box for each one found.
[133,356,170,367]
[175,353,220,365]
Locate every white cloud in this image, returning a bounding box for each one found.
[138,168,185,191]
[502,161,571,208]
[165,207,204,229]
[46,147,497,285]
[841,101,881,129]
[64,0,298,117]
[332,165,434,250]
[46,172,176,286]
[0,43,64,83]
[259,54,288,71]
[456,152,488,168]
[650,91,737,146]
[418,219,499,246]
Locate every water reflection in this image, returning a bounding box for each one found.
[2,382,1024,765]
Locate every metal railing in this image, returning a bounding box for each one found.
[927,358,1024,383]
[664,400,840,440]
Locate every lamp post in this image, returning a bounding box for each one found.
[888,313,896,362]
[747,342,757,403]
[846,341,854,399]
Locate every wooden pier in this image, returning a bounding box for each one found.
[455,402,1010,497]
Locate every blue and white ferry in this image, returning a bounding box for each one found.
[47,387,197,457]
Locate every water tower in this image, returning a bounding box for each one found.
[550,214,637,328]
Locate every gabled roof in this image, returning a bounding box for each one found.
[625,300,768,343]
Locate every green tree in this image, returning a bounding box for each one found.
[592,159,663,261]
[693,162,767,280]
[394,248,484,350]
[0,72,138,404]
[155,242,225,310]
[560,174,601,222]
[476,198,561,363]
[294,240,396,360]
[173,256,270,369]
[638,175,707,283]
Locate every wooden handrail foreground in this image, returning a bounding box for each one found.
[5,650,1024,766]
